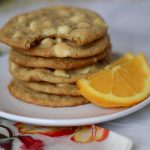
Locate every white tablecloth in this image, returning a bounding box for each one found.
[0,0,150,149]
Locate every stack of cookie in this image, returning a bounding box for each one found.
[0,6,111,107]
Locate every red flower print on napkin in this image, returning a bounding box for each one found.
[18,136,44,150]
[15,123,77,137]
[71,125,109,143]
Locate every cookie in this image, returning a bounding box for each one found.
[0,5,108,49]
[10,47,110,70]
[8,80,89,107]
[9,59,109,83]
[14,35,110,58]
[20,80,80,96]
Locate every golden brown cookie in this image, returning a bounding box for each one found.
[0,5,108,49]
[9,59,110,83]
[8,80,89,107]
[14,35,110,58]
[20,80,80,96]
[10,47,110,70]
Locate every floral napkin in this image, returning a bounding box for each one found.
[0,118,132,150]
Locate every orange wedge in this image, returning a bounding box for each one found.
[106,52,134,69]
[77,53,150,108]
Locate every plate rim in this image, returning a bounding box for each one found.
[0,97,150,126]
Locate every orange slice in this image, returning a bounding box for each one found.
[77,53,150,108]
[106,52,134,69]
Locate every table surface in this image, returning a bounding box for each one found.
[0,0,150,150]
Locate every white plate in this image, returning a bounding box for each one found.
[0,55,150,126]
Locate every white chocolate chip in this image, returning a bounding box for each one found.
[93,18,107,27]
[54,44,71,57]
[77,67,90,74]
[77,22,90,28]
[70,14,85,22]
[54,70,69,77]
[42,28,56,36]
[10,61,17,70]
[56,38,62,43]
[57,25,71,34]
[18,16,26,24]
[13,31,23,39]
[76,65,97,74]
[56,83,64,87]
[30,21,39,31]
[40,38,54,48]
[43,21,52,27]
[57,83,69,87]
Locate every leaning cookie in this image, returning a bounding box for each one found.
[0,5,108,49]
[8,80,89,107]
[13,35,110,58]
[10,47,110,70]
[9,59,110,83]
